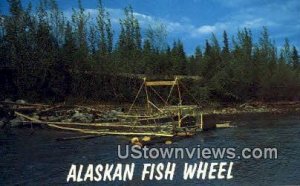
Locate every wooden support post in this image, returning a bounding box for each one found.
[166,80,176,105]
[128,78,145,114]
[176,77,182,106]
[143,77,151,113]
[144,86,150,113]
[200,113,203,129]
[178,110,181,128]
[176,77,182,128]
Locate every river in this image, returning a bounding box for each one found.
[1,113,300,185]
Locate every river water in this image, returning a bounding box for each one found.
[1,113,300,185]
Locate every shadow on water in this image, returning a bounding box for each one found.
[0,113,300,185]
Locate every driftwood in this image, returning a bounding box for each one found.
[216,123,234,128]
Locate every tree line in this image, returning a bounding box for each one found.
[0,0,299,104]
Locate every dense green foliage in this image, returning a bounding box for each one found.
[0,0,299,103]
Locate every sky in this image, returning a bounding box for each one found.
[1,0,299,54]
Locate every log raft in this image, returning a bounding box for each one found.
[15,111,217,138]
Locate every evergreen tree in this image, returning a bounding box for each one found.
[210,33,222,67]
[117,5,141,73]
[291,46,299,70]
[48,0,65,46]
[222,30,229,54]
[88,24,97,55]
[96,0,113,56]
[145,23,168,52]
[72,0,89,62]
[189,46,202,75]
[171,40,187,75]
[282,38,291,65]
[63,21,77,64]
[1,1,300,103]
[143,39,154,75]
[105,12,113,54]
[221,30,230,62]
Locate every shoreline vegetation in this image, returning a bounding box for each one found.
[56,99,300,115]
[3,99,300,116]
[0,0,299,105]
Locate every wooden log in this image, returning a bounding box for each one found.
[145,81,177,86]
[47,124,174,137]
[15,111,41,122]
[21,121,173,129]
[21,121,174,135]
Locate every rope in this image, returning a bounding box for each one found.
[179,81,202,107]
[128,79,145,114]
[147,100,164,113]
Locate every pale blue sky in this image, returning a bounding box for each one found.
[1,0,299,54]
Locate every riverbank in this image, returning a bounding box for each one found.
[1,100,299,130]
[203,101,300,115]
[62,100,300,114]
[68,100,300,120]
[203,101,300,122]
